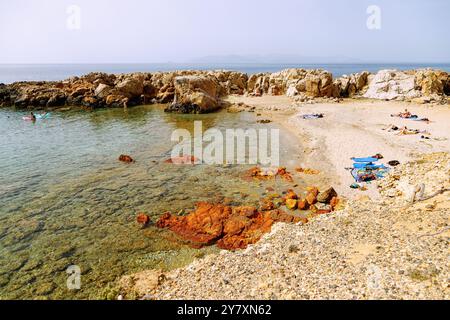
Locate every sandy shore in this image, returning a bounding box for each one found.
[120,97,450,300]
[227,96,450,199]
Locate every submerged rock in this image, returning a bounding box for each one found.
[119,269,165,298]
[118,154,134,163]
[156,202,305,250]
[136,213,151,227]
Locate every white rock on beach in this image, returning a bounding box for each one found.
[364,69,420,100]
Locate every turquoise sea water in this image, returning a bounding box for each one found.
[1,63,449,84]
[0,105,304,299]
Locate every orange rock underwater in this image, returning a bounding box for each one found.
[156,202,306,250]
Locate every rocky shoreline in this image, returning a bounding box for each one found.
[119,153,449,300]
[0,68,449,112]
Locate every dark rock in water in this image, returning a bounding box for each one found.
[46,93,67,107]
[165,102,202,114]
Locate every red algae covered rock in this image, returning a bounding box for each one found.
[156,202,305,250]
[156,202,232,247]
[164,155,199,165]
[297,199,308,210]
[136,213,151,227]
[286,199,298,210]
[284,189,298,200]
[118,154,134,163]
[305,187,319,205]
[277,167,294,182]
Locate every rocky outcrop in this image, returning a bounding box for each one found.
[363,69,449,101]
[247,69,335,98]
[333,71,370,97]
[165,75,220,114]
[156,202,306,250]
[0,68,448,111]
[413,69,450,96]
[363,69,419,100]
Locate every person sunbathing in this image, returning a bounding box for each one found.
[391,109,413,118]
[396,126,430,136]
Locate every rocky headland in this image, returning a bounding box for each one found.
[1,68,449,112]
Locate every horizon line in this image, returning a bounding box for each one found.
[1,61,450,65]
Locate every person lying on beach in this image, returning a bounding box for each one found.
[390,109,430,123]
[396,126,430,136]
[391,109,413,118]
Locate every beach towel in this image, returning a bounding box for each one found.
[351,157,378,163]
[353,163,387,169]
[350,155,390,183]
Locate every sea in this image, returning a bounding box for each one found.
[1,63,449,84]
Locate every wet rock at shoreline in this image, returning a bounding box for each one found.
[156,202,305,250]
[118,154,134,163]
[165,75,220,114]
[317,187,338,203]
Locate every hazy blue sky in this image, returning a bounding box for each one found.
[0,0,449,63]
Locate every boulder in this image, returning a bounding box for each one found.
[46,93,67,107]
[94,83,112,99]
[317,187,338,203]
[363,70,420,100]
[106,94,129,108]
[305,71,333,97]
[156,202,304,250]
[166,76,220,113]
[414,69,449,96]
[305,187,319,205]
[116,74,144,98]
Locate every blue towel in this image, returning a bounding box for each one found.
[353,163,387,169]
[351,157,378,163]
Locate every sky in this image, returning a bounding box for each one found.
[0,0,449,64]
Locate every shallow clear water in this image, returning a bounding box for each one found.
[0,105,303,299]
